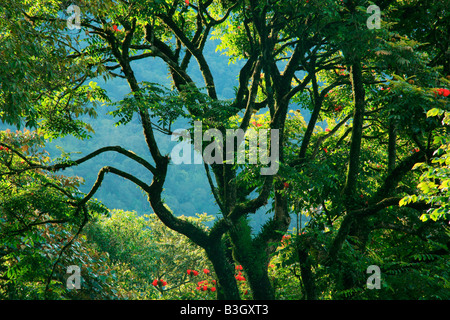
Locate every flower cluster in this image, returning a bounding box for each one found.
[0,146,10,152]
[281,235,291,246]
[112,25,123,32]
[435,88,450,97]
[196,279,216,292]
[234,265,250,296]
[334,105,343,112]
[185,265,251,297]
[187,268,217,294]
[187,268,210,276]
[187,269,199,276]
[235,271,246,282]
[152,279,167,287]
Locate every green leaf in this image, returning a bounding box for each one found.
[411,162,424,170]
[427,108,443,118]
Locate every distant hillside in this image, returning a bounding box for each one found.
[1,40,309,232]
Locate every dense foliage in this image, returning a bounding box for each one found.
[1,0,449,300]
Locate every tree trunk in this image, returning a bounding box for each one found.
[330,59,366,260]
[205,237,241,300]
[298,248,318,300]
[388,120,397,173]
[246,263,275,300]
[342,60,365,206]
[229,217,275,299]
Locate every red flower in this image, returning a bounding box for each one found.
[152,279,166,287]
[324,148,328,153]
[436,88,450,97]
[192,270,199,276]
[235,275,245,281]
[112,25,122,32]
[235,265,243,271]
[283,182,289,189]
[187,269,192,275]
[414,147,420,153]
[325,128,331,132]
[202,285,208,291]
[203,268,210,274]
[185,0,189,5]
[210,287,216,292]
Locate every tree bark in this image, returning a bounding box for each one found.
[298,248,318,300]
[342,60,366,206]
[388,120,397,173]
[204,237,241,300]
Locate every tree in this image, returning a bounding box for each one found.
[0,130,117,299]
